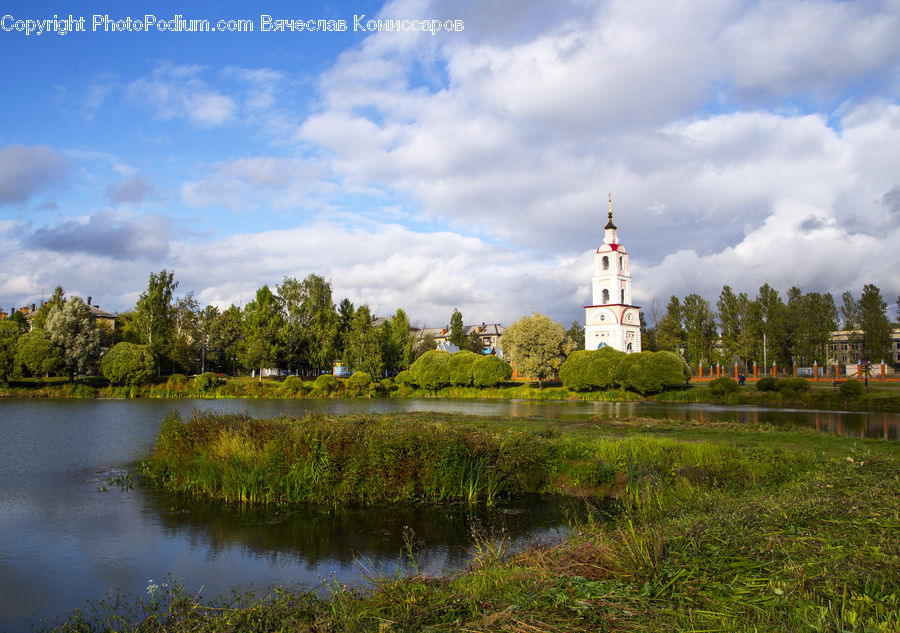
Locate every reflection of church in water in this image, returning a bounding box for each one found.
[584,196,642,353]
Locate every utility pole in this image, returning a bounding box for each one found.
[763,332,767,374]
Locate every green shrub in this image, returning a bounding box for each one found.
[409,349,452,391]
[622,351,690,394]
[559,347,626,391]
[193,372,222,392]
[559,350,593,391]
[708,376,739,396]
[840,379,865,397]
[369,378,392,396]
[281,375,305,394]
[472,355,512,387]
[100,342,154,386]
[656,350,692,382]
[167,373,188,387]
[449,350,479,386]
[776,377,810,395]
[312,373,339,396]
[395,370,416,387]
[347,371,372,395]
[756,376,777,391]
[614,353,641,387]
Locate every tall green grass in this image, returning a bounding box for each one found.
[141,412,800,509]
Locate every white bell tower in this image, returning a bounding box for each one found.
[584,195,641,353]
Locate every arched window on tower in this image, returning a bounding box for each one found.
[602,289,609,304]
[619,256,623,270]
[621,289,625,303]
[602,256,609,270]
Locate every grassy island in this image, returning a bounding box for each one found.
[44,412,899,632]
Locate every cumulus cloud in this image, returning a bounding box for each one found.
[27,210,171,260]
[105,174,153,204]
[719,0,900,101]
[127,64,236,127]
[181,156,332,211]
[0,145,69,206]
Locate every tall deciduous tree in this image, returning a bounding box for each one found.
[566,321,585,353]
[682,294,717,368]
[857,284,892,363]
[500,313,566,384]
[276,276,306,373]
[344,305,382,376]
[133,270,179,373]
[381,308,414,374]
[241,285,283,379]
[784,288,837,365]
[299,274,338,374]
[15,329,64,377]
[656,296,685,354]
[335,298,355,361]
[31,285,65,331]
[717,286,754,366]
[0,320,23,380]
[208,305,243,374]
[751,284,789,368]
[449,308,465,350]
[46,297,101,380]
[170,291,200,374]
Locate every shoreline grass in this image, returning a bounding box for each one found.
[4,373,900,413]
[41,415,899,632]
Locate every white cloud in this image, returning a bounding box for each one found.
[181,156,333,211]
[719,0,900,100]
[127,64,236,127]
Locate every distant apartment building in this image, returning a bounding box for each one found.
[828,329,900,367]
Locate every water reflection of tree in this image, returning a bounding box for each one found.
[142,493,589,574]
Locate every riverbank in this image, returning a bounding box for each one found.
[40,415,899,632]
[4,373,900,412]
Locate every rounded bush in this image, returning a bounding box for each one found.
[559,347,626,391]
[656,351,692,383]
[756,376,777,391]
[395,370,416,387]
[347,371,372,395]
[449,350,479,386]
[312,373,339,396]
[622,351,691,395]
[840,379,865,397]
[708,377,739,396]
[167,373,188,387]
[101,342,154,386]
[409,349,452,391]
[775,377,810,395]
[472,354,512,387]
[193,372,222,392]
[281,375,305,394]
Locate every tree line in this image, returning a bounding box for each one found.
[0,270,484,382]
[642,283,899,369]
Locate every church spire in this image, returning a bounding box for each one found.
[604,193,617,230]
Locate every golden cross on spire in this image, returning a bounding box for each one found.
[608,193,613,220]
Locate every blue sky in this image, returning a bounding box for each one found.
[2,0,900,327]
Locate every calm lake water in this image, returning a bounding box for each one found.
[0,397,897,632]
